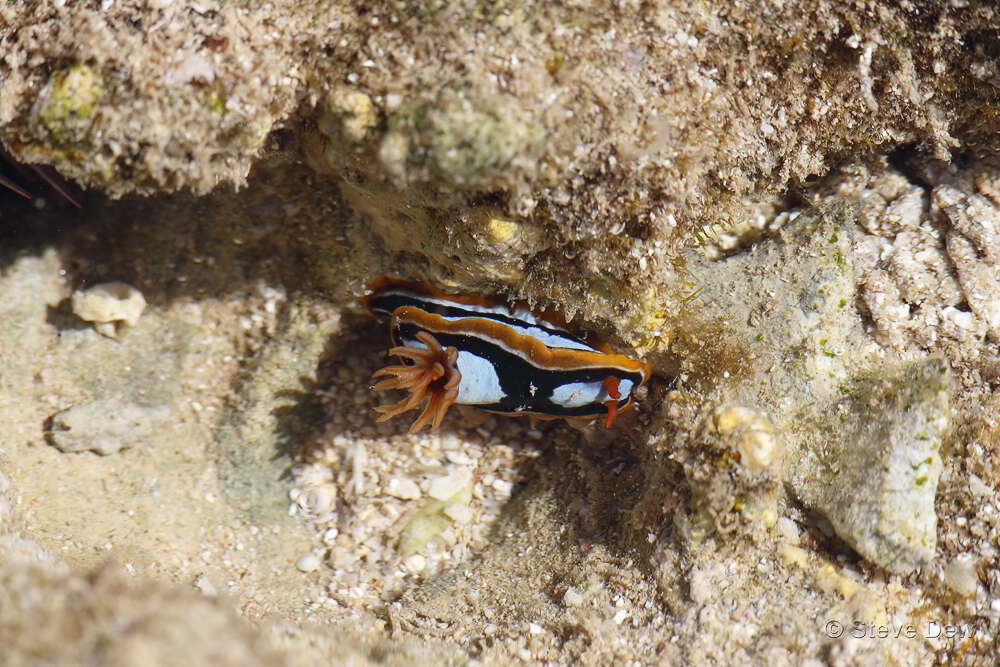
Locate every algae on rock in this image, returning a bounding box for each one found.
[660,205,949,573]
[788,357,950,573]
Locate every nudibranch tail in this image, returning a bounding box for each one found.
[372,330,462,433]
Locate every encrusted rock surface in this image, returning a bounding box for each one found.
[2,1,1000,665]
[4,1,1000,344]
[653,206,951,574]
[789,357,950,574]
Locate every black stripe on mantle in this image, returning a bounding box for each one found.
[392,321,642,419]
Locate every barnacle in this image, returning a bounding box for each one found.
[372,330,461,433]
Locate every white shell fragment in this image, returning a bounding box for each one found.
[71,281,147,338]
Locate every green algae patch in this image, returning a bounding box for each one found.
[36,64,104,141]
[398,481,474,557]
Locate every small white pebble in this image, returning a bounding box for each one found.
[385,92,403,109]
[491,478,514,496]
[443,502,473,524]
[296,553,321,572]
[563,586,584,606]
[775,517,801,542]
[968,474,992,498]
[385,477,421,500]
[305,486,336,515]
[943,555,979,597]
[404,553,426,573]
[528,622,544,635]
[613,609,629,625]
[445,450,476,465]
[168,53,216,85]
[352,443,367,495]
[717,232,740,250]
[688,565,721,605]
[428,468,473,501]
[329,547,353,569]
[194,574,218,596]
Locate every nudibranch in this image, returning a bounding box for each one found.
[363,278,652,433]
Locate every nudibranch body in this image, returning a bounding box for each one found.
[364,279,652,433]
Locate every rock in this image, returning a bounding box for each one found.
[672,205,950,573]
[46,398,171,455]
[71,281,146,339]
[322,87,377,144]
[786,358,950,573]
[397,506,452,558]
[167,53,216,86]
[304,486,336,516]
[853,165,1000,348]
[0,251,64,390]
[667,206,865,530]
